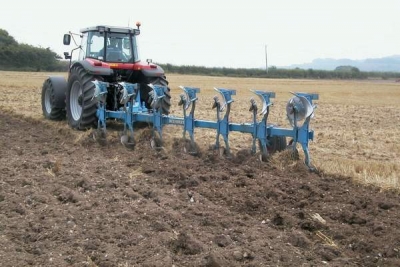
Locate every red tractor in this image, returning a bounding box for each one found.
[41,23,171,129]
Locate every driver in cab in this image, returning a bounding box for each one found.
[99,38,123,61]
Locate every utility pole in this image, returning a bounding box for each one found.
[265,44,268,74]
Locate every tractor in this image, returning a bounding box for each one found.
[41,23,170,129]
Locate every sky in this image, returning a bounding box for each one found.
[0,0,399,68]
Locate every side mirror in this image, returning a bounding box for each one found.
[64,52,71,60]
[63,34,71,45]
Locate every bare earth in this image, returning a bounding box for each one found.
[0,111,400,267]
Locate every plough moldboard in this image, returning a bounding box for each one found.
[92,81,318,169]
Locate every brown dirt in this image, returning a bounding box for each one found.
[1,113,400,267]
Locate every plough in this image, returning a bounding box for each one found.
[92,81,318,169]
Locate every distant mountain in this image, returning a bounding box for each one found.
[285,55,400,72]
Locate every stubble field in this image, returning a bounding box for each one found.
[0,71,399,266]
[1,71,399,188]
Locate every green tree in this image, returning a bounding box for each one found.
[0,28,66,71]
[0,29,17,46]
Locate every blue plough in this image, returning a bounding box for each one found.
[92,81,318,169]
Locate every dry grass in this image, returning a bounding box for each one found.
[1,71,399,189]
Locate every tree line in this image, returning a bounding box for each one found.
[1,28,399,80]
[0,29,66,71]
[159,64,400,80]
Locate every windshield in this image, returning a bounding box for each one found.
[86,31,139,63]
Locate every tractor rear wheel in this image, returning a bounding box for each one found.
[41,77,66,120]
[141,76,171,115]
[66,65,100,130]
[267,135,287,153]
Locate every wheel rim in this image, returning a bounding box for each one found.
[70,80,82,121]
[44,85,52,114]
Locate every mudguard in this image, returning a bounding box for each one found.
[71,60,113,76]
[141,64,165,78]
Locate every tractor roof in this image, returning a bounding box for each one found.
[80,25,137,34]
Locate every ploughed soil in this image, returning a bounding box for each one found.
[1,113,400,267]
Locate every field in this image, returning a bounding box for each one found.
[1,71,399,187]
[1,71,400,266]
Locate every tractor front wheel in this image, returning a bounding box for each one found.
[66,65,100,130]
[41,77,67,120]
[267,135,287,153]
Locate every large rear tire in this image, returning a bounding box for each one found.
[41,77,66,120]
[66,65,99,130]
[141,76,171,115]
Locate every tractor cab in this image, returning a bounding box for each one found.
[63,24,141,63]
